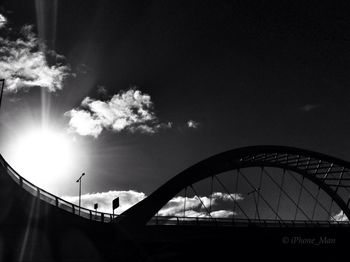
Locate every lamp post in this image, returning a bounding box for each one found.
[76,172,85,215]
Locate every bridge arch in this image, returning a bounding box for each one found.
[118,145,350,226]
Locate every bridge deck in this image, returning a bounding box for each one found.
[147,216,350,227]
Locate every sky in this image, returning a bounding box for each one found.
[0,1,350,216]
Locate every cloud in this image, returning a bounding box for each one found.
[299,104,318,112]
[0,14,7,29]
[157,192,243,217]
[211,191,244,201]
[0,19,70,92]
[65,89,172,137]
[331,211,348,222]
[187,120,200,128]
[62,190,146,214]
[97,85,107,95]
[62,190,243,218]
[210,210,236,218]
[64,109,103,138]
[76,63,90,75]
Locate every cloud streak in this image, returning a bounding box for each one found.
[65,89,172,137]
[299,104,318,112]
[0,14,70,92]
[187,120,200,129]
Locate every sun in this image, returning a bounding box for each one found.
[6,127,76,190]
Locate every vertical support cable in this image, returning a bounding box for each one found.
[311,186,320,220]
[255,167,263,219]
[251,190,260,221]
[233,170,239,214]
[275,169,286,220]
[334,167,345,194]
[214,175,250,221]
[190,185,213,219]
[294,176,305,220]
[183,187,187,218]
[327,199,334,221]
[239,170,284,222]
[263,168,311,221]
[286,170,337,221]
[209,176,214,213]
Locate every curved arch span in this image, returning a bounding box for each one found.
[117,145,350,226]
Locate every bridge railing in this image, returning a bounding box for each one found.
[0,154,118,223]
[147,216,350,227]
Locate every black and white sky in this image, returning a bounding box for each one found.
[1,1,350,215]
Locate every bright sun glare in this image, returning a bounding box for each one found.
[7,128,76,190]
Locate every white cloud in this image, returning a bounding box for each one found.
[61,190,242,218]
[168,209,236,218]
[0,14,7,29]
[187,120,199,128]
[211,192,244,201]
[65,89,172,137]
[210,210,236,218]
[0,21,70,92]
[65,109,103,138]
[331,211,348,222]
[62,190,146,214]
[157,192,243,217]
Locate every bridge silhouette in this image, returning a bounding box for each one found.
[0,145,350,261]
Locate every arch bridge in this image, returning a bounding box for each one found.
[117,145,350,227]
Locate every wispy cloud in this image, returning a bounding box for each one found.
[0,14,70,92]
[76,63,90,75]
[299,104,318,112]
[65,89,172,137]
[97,85,107,95]
[187,119,200,128]
[0,14,7,29]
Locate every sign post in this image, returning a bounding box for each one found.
[112,197,119,217]
[94,203,98,218]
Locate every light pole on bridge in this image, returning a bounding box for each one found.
[76,172,85,215]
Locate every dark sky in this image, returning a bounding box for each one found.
[1,0,350,197]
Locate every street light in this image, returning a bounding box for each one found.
[76,172,85,215]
